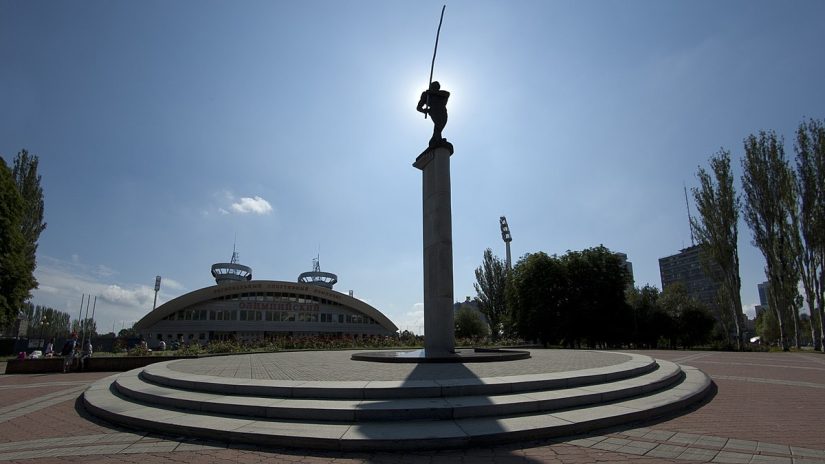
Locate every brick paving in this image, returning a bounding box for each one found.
[0,350,823,463]
[631,350,825,450]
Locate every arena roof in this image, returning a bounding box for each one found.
[134,280,398,333]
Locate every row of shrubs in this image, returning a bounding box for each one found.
[124,334,528,357]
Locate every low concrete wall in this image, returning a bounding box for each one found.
[5,357,64,373]
[5,355,197,374]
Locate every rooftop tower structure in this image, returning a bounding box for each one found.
[298,256,338,289]
[211,245,253,284]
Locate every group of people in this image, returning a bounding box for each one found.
[59,332,93,373]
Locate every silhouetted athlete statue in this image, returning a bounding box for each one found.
[416,81,450,148]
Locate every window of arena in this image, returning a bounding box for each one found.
[160,306,375,325]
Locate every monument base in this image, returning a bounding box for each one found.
[414,145,456,356]
[350,348,531,363]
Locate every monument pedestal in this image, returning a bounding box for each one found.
[350,143,528,363]
[413,145,455,356]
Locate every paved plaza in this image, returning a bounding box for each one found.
[1,349,823,463]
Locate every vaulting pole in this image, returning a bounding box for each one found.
[425,5,446,120]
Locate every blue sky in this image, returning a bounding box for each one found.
[2,1,824,335]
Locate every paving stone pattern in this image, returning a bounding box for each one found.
[1,350,824,463]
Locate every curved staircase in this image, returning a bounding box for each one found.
[83,351,712,450]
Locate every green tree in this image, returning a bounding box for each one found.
[508,247,631,348]
[12,150,47,300]
[659,283,714,349]
[627,285,665,348]
[508,252,568,347]
[118,326,137,338]
[678,305,716,349]
[22,303,72,339]
[454,306,490,339]
[755,308,780,345]
[691,149,745,349]
[72,318,98,338]
[794,118,825,352]
[742,131,801,350]
[562,246,630,348]
[473,248,508,341]
[0,158,27,326]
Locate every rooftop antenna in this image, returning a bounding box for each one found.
[231,234,239,264]
[684,184,696,246]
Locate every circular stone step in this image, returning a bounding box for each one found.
[82,349,713,451]
[138,350,657,399]
[350,348,531,363]
[112,360,683,421]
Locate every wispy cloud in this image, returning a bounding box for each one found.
[100,284,155,307]
[207,191,273,216]
[397,303,424,335]
[742,303,757,319]
[160,278,185,291]
[231,196,272,215]
[96,264,117,278]
[31,256,186,332]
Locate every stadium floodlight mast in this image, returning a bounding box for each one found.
[500,216,512,271]
[153,276,162,310]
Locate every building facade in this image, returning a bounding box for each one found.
[755,281,770,318]
[134,257,398,346]
[658,245,722,311]
[614,252,635,289]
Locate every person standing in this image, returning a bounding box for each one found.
[80,339,93,371]
[61,332,78,373]
[44,338,55,357]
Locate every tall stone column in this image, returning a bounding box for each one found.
[413,145,455,355]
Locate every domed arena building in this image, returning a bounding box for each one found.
[134,252,398,347]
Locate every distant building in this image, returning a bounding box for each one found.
[658,245,721,311]
[755,281,770,318]
[757,281,770,306]
[135,253,398,347]
[614,252,635,289]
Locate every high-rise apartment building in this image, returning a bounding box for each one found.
[658,245,721,311]
[755,281,770,318]
[615,252,635,289]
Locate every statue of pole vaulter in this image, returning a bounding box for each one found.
[416,81,450,148]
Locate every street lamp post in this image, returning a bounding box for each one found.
[39,317,49,348]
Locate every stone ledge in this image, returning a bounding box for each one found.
[82,364,713,451]
[5,355,198,374]
[139,352,657,399]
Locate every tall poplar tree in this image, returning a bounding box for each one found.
[12,149,47,297]
[691,149,745,350]
[0,158,27,325]
[741,131,801,350]
[794,119,825,352]
[474,248,508,341]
